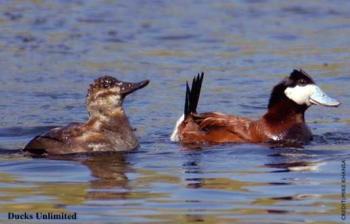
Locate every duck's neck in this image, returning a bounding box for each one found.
[263,100,308,125]
[87,107,132,131]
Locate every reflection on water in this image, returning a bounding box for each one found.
[51,153,130,201]
[0,143,349,223]
[1,0,350,223]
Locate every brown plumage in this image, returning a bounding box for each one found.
[172,70,340,147]
[24,76,149,155]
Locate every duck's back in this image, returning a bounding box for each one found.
[24,123,92,154]
[179,112,255,145]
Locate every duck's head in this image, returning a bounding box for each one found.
[268,69,340,110]
[87,76,149,115]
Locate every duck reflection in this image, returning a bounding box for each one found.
[182,152,204,189]
[47,152,131,200]
[181,151,296,221]
[265,148,325,172]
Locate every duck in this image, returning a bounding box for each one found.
[170,69,340,146]
[24,76,149,155]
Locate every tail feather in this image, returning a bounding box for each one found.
[171,72,204,142]
[184,72,204,118]
[184,81,190,116]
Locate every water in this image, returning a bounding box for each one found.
[0,0,350,223]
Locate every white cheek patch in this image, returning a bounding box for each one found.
[284,84,316,106]
[89,93,122,110]
[111,86,121,93]
[107,95,122,107]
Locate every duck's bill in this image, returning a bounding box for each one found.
[310,86,340,107]
[121,80,150,96]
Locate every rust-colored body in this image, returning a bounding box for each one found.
[179,103,312,145]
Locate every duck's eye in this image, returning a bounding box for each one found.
[298,79,307,85]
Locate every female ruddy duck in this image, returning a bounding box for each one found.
[171,70,340,146]
[24,76,149,155]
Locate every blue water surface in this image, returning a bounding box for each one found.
[0,1,349,223]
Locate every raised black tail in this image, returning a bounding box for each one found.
[184,72,204,118]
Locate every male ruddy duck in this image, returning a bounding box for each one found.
[24,76,149,155]
[171,70,340,146]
